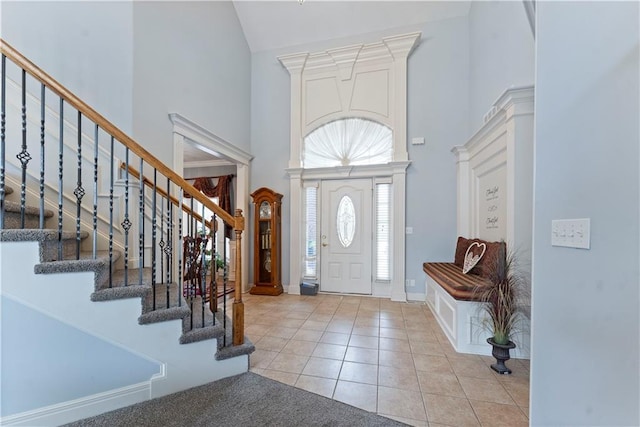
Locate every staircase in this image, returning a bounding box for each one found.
[0,40,253,426]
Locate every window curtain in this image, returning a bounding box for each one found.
[303,118,393,169]
[185,175,234,238]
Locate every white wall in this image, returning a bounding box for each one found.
[132,1,252,165]
[1,295,160,417]
[251,18,470,291]
[531,2,639,425]
[405,17,470,296]
[0,1,134,134]
[468,1,534,133]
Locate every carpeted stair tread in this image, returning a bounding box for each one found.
[35,250,119,273]
[2,199,54,217]
[2,199,54,229]
[0,228,88,242]
[216,336,255,361]
[0,228,90,262]
[180,324,225,345]
[139,305,191,325]
[91,284,150,301]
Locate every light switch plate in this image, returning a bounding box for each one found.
[551,218,591,249]
[411,137,425,145]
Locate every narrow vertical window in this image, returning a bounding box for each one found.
[376,183,391,281]
[304,186,317,277]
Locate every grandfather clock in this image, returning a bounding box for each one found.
[249,187,283,295]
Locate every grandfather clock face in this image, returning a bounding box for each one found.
[259,201,271,219]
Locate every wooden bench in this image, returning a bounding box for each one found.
[423,237,503,356]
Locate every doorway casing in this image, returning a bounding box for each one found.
[279,32,420,301]
[170,113,253,292]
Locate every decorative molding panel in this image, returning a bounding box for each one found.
[279,32,420,303]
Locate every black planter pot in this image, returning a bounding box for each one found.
[487,337,516,375]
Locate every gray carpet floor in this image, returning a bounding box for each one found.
[63,372,407,427]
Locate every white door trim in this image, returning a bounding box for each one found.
[287,162,409,301]
[169,113,253,293]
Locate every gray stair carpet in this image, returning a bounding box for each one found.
[62,372,407,427]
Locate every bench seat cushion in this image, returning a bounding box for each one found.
[423,262,490,301]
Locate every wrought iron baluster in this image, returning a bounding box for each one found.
[138,159,144,286]
[92,124,98,257]
[57,99,64,260]
[39,84,45,229]
[152,169,157,310]
[18,69,31,228]
[158,194,164,292]
[0,55,5,229]
[211,213,218,327]
[165,178,171,309]
[74,111,84,260]
[222,216,227,342]
[122,148,131,286]
[108,136,114,288]
[200,205,206,328]
[177,188,183,308]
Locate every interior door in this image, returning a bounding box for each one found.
[320,179,372,294]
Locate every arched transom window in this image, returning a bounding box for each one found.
[302,118,393,169]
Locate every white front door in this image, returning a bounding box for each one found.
[320,179,372,294]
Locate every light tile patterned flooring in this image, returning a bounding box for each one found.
[243,293,530,426]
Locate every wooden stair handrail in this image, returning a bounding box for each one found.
[121,162,231,229]
[0,39,240,231]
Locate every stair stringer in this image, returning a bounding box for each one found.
[0,240,248,426]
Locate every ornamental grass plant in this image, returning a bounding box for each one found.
[476,245,527,346]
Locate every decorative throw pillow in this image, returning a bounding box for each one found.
[478,240,507,279]
[454,236,470,267]
[462,241,486,274]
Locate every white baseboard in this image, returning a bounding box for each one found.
[406,292,426,302]
[1,381,152,427]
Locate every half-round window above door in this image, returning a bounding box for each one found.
[302,118,392,169]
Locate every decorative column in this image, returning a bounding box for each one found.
[278,53,308,294]
[383,32,421,162]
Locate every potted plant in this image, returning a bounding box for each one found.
[476,245,526,374]
[213,252,228,281]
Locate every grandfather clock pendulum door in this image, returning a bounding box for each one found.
[249,187,283,295]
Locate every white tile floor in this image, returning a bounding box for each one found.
[242,293,529,426]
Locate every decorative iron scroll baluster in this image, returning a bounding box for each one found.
[158,195,164,292]
[57,99,64,260]
[0,55,5,229]
[177,188,183,308]
[122,148,131,286]
[108,136,114,288]
[39,84,45,229]
[74,111,84,260]
[152,169,157,310]
[211,213,218,327]
[138,159,144,286]
[92,124,98,257]
[200,205,206,328]
[165,178,171,308]
[18,69,31,228]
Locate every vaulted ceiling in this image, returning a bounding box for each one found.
[187,1,472,167]
[232,1,471,53]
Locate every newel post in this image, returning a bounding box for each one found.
[233,208,245,345]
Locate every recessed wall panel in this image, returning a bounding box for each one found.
[350,70,389,117]
[305,78,342,125]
